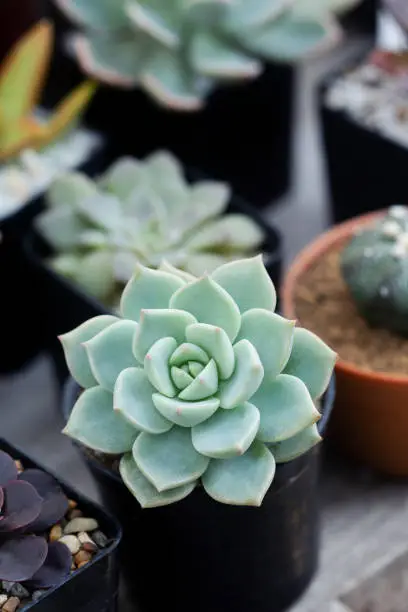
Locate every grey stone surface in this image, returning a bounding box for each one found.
[2,31,406,612]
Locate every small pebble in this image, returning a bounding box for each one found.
[31,591,45,602]
[68,499,78,510]
[10,584,29,599]
[49,524,63,542]
[64,518,98,535]
[92,530,108,549]
[14,461,23,473]
[0,595,7,606]
[1,582,14,594]
[78,532,97,552]
[75,550,91,566]
[2,597,20,612]
[59,535,80,554]
[67,508,83,520]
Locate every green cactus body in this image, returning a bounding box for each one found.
[341,206,408,336]
[54,0,359,109]
[36,151,265,305]
[61,256,336,507]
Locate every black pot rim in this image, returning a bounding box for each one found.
[0,437,122,609]
[61,374,336,489]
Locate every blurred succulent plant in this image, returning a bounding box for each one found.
[62,256,336,508]
[54,0,359,110]
[341,205,408,336]
[0,20,95,162]
[0,450,71,585]
[36,151,265,306]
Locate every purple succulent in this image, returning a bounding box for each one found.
[0,450,71,587]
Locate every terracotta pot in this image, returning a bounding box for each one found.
[281,211,408,476]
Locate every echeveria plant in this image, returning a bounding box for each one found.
[341,205,408,336]
[36,152,264,305]
[0,450,71,585]
[54,0,358,110]
[0,20,95,162]
[62,257,336,507]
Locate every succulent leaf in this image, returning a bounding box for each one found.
[185,323,235,380]
[269,423,322,463]
[0,451,18,487]
[184,214,264,252]
[59,315,119,388]
[170,276,241,341]
[18,470,69,532]
[202,441,276,506]
[152,394,220,427]
[114,367,173,433]
[125,0,180,48]
[27,541,72,588]
[191,31,262,79]
[0,536,48,582]
[254,374,320,443]
[55,0,129,29]
[0,481,42,532]
[192,402,260,459]
[171,366,194,390]
[133,309,197,362]
[283,327,336,400]
[218,340,264,409]
[169,342,209,367]
[0,20,95,160]
[133,428,210,491]
[144,337,178,397]
[120,453,195,508]
[121,265,185,321]
[178,358,218,400]
[85,320,139,391]
[159,261,196,282]
[212,256,277,314]
[236,309,295,377]
[63,387,137,453]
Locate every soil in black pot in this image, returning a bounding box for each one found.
[293,240,408,376]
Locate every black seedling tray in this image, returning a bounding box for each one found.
[0,438,122,612]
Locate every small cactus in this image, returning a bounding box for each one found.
[0,20,95,161]
[36,151,265,305]
[62,256,336,508]
[341,205,408,336]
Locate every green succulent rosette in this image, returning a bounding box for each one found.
[62,256,336,507]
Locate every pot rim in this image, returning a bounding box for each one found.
[281,209,408,386]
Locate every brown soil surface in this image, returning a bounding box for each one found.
[293,242,408,376]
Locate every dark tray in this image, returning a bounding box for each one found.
[319,54,408,223]
[0,438,121,612]
[339,0,378,34]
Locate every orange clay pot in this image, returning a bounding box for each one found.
[281,211,408,476]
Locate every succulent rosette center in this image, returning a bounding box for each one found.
[61,257,336,508]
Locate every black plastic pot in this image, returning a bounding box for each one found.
[0,438,121,612]
[25,188,282,388]
[319,57,408,224]
[0,135,107,374]
[43,3,294,208]
[62,376,335,612]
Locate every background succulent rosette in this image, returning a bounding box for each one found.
[62,256,336,507]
